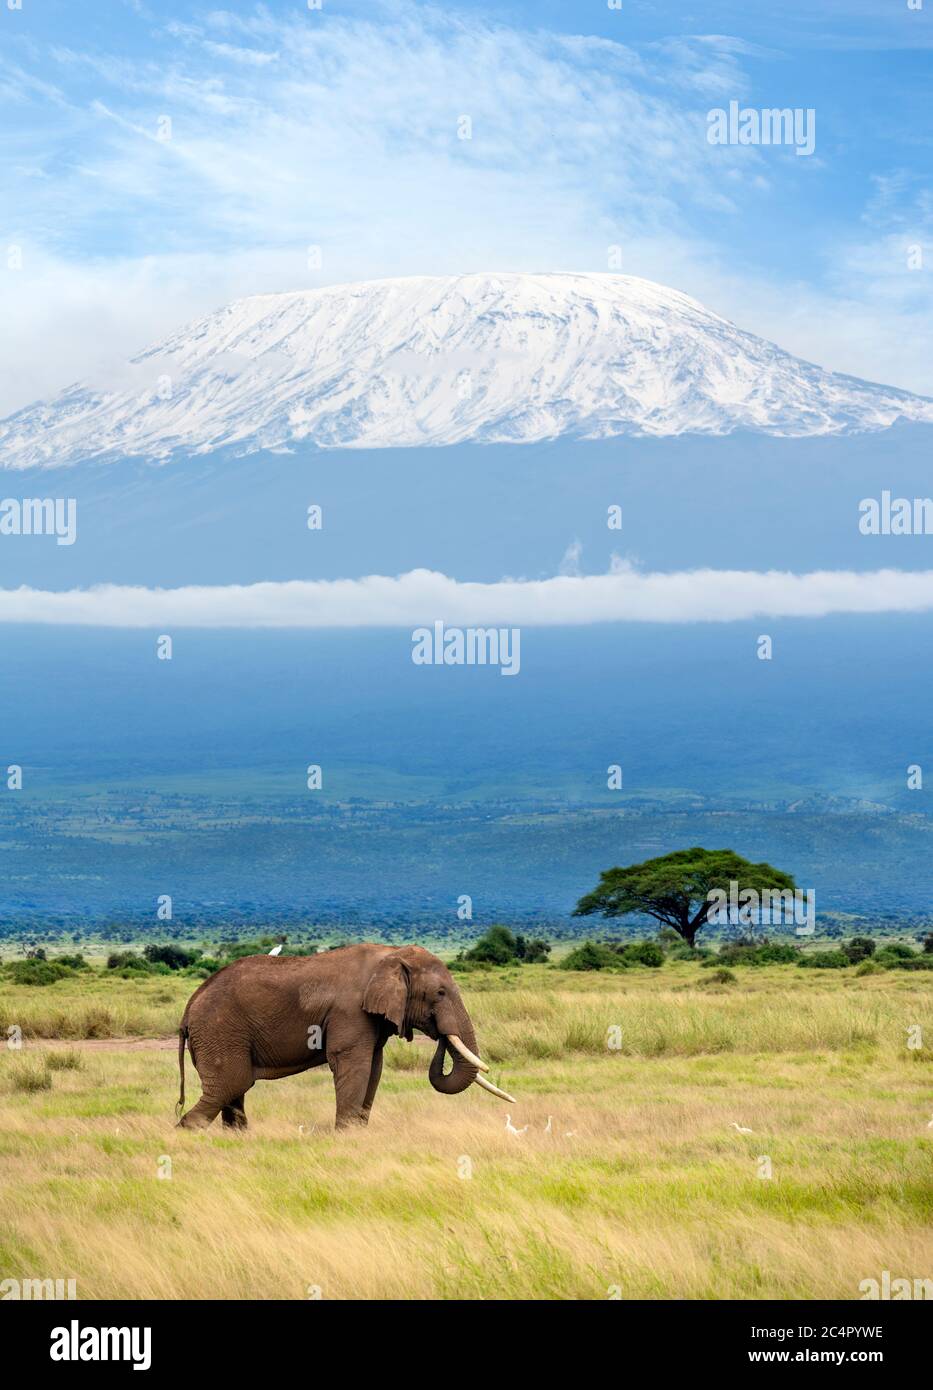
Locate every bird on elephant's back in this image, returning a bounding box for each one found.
[175,942,515,1132]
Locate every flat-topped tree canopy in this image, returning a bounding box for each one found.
[573,847,798,947]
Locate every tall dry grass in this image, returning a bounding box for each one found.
[0,962,930,1299]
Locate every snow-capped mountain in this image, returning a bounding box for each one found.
[2,272,932,467]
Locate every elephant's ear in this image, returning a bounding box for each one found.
[362,955,411,1039]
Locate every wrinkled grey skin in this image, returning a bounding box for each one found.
[176,943,481,1131]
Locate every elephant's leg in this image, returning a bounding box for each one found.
[177,1057,253,1131]
[328,1042,377,1130]
[177,1094,223,1130]
[221,1093,248,1130]
[359,1046,384,1127]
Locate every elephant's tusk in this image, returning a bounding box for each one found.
[473,1074,516,1104]
[446,1034,489,1073]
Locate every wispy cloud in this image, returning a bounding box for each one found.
[2,567,932,628]
[9,7,732,258]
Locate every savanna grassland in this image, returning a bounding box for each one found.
[1,960,931,1300]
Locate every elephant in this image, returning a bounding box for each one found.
[175,942,514,1131]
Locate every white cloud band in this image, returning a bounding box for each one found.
[0,566,930,627]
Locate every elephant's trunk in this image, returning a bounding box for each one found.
[429,1037,478,1094]
[429,1012,481,1095]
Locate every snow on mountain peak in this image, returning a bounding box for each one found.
[2,271,931,467]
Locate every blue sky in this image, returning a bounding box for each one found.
[1,0,931,413]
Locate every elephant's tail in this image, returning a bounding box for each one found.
[175,1023,188,1120]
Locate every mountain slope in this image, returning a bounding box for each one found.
[2,272,932,467]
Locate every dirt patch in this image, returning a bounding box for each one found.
[30,1033,437,1054]
[31,1036,177,1052]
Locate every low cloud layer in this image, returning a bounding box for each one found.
[1,567,931,628]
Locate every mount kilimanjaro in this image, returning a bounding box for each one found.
[2,271,932,468]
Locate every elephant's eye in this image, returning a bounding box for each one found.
[437,987,446,997]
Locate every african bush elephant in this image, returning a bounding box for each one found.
[176,943,514,1131]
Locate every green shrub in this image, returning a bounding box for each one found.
[709,944,758,966]
[143,944,201,970]
[841,936,876,964]
[462,925,518,965]
[618,940,664,968]
[185,956,222,976]
[667,942,711,961]
[105,951,177,976]
[107,951,144,970]
[460,925,550,967]
[754,943,803,964]
[797,951,850,969]
[53,953,89,970]
[559,941,623,972]
[514,934,551,963]
[855,960,882,977]
[6,960,74,986]
[884,956,933,971]
[874,943,916,965]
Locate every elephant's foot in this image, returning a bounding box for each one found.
[176,1096,224,1129]
[334,1108,370,1131]
[176,1112,212,1130]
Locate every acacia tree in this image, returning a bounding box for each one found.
[573,847,798,947]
